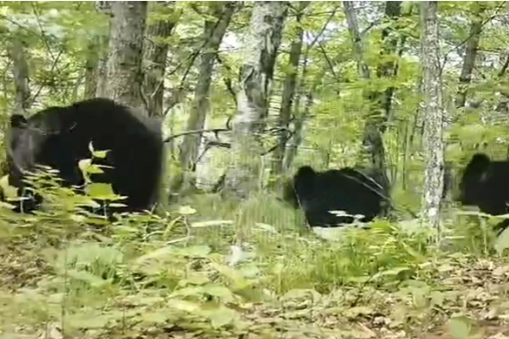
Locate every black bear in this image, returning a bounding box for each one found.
[282,165,391,228]
[457,152,509,234]
[3,97,165,215]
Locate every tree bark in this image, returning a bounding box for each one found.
[343,1,371,79]
[142,1,180,117]
[420,1,444,230]
[9,39,31,115]
[84,36,100,99]
[271,1,309,182]
[174,1,236,192]
[95,1,112,98]
[223,1,288,200]
[283,6,340,170]
[102,1,148,110]
[455,2,485,109]
[343,1,402,192]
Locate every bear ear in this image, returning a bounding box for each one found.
[470,152,490,163]
[10,114,28,129]
[469,153,491,169]
[296,165,316,179]
[464,152,491,177]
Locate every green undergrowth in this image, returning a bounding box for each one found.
[1,167,509,338]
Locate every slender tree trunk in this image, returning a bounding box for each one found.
[343,1,370,79]
[103,1,148,110]
[223,1,288,200]
[95,1,112,98]
[420,1,444,230]
[343,1,402,193]
[374,1,404,132]
[284,90,313,171]
[9,39,31,115]
[282,7,339,170]
[174,2,236,192]
[271,1,308,182]
[455,2,485,109]
[142,1,180,117]
[84,36,100,99]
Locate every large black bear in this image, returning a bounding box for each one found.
[282,165,391,228]
[3,97,165,215]
[457,152,509,234]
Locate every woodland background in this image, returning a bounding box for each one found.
[0,2,508,339]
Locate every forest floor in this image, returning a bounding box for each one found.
[0,193,508,339]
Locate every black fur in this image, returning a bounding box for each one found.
[4,97,164,215]
[282,165,391,228]
[457,152,509,234]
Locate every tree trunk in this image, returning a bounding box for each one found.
[343,1,403,193]
[283,6,340,170]
[284,90,313,170]
[374,1,403,133]
[102,1,148,110]
[343,1,371,78]
[84,36,100,99]
[9,39,31,115]
[223,1,288,200]
[95,1,112,98]
[142,1,180,117]
[420,1,444,230]
[455,2,485,109]
[174,2,236,192]
[271,1,308,182]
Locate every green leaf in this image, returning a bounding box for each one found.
[375,266,411,277]
[430,291,445,307]
[202,284,235,302]
[179,274,210,286]
[167,299,201,313]
[178,205,197,215]
[412,288,428,308]
[207,307,236,329]
[79,159,104,175]
[208,262,251,290]
[447,316,472,339]
[139,312,168,324]
[495,226,509,255]
[134,246,174,265]
[0,175,19,199]
[92,150,109,159]
[170,286,204,298]
[177,245,211,257]
[85,183,123,201]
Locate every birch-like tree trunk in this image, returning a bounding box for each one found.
[174,2,236,192]
[343,2,371,78]
[142,1,180,117]
[102,1,148,110]
[420,1,444,229]
[223,1,288,200]
[455,2,485,109]
[271,1,308,182]
[9,39,31,115]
